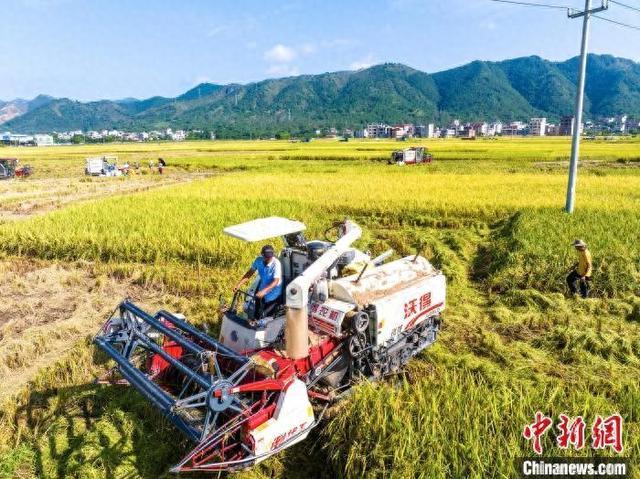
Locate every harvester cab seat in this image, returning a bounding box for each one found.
[240,278,277,320]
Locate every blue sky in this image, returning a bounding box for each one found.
[1,0,638,101]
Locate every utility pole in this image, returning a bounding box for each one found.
[565,0,608,213]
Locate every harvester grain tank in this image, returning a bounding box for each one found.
[390,146,433,165]
[94,217,446,472]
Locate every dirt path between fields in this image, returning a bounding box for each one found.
[534,159,640,170]
[0,259,157,403]
[0,171,214,222]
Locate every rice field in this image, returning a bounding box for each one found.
[0,137,638,478]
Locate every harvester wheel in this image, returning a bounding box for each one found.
[353,312,369,333]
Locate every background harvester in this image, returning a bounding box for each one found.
[94,217,446,473]
[0,158,33,179]
[389,146,433,165]
[85,156,124,176]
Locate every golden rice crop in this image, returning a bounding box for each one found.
[0,138,639,479]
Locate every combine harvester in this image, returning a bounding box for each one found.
[85,156,124,176]
[95,218,446,473]
[0,158,33,179]
[389,146,433,165]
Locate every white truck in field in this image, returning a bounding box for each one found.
[85,156,121,176]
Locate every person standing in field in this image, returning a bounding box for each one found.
[158,157,166,175]
[567,239,592,298]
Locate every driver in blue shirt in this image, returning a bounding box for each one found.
[234,244,283,320]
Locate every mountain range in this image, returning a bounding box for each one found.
[2,54,639,137]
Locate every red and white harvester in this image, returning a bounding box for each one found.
[95,218,446,473]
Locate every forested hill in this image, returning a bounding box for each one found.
[3,54,639,136]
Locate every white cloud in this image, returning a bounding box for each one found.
[266,65,300,77]
[300,43,316,55]
[264,44,297,63]
[262,42,318,77]
[349,54,376,71]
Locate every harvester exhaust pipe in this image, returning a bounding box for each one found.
[285,220,362,359]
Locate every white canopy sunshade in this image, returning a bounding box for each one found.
[223,217,306,242]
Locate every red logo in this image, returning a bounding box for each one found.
[404,299,417,319]
[271,422,308,450]
[524,413,623,455]
[419,292,432,311]
[592,414,623,453]
[557,414,586,450]
[523,411,553,454]
[403,293,433,319]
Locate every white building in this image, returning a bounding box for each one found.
[616,115,628,133]
[470,122,489,136]
[442,128,456,138]
[34,134,54,146]
[427,123,435,138]
[174,130,186,141]
[1,132,34,145]
[415,124,435,138]
[354,129,368,138]
[559,116,576,136]
[501,121,528,136]
[486,122,502,137]
[391,124,414,139]
[366,123,392,138]
[530,118,547,136]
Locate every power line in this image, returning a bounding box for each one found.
[610,0,640,12]
[593,14,640,30]
[486,0,573,10]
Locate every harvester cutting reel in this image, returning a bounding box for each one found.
[95,300,326,472]
[95,301,260,443]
